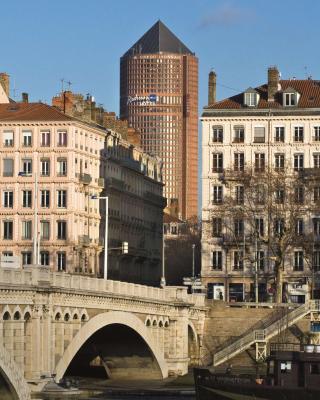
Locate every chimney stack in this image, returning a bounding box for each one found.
[268,66,280,101]
[0,73,10,97]
[208,70,216,105]
[22,93,29,103]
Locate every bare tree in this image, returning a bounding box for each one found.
[204,164,320,303]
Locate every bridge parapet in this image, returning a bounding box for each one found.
[0,266,205,307]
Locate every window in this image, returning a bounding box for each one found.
[22,221,32,240]
[280,361,292,373]
[233,126,244,143]
[212,126,223,142]
[212,251,222,270]
[313,251,320,271]
[40,131,50,146]
[3,191,13,208]
[284,92,296,106]
[41,190,50,208]
[40,221,50,240]
[3,221,13,240]
[213,185,223,204]
[294,251,304,271]
[255,185,265,205]
[212,218,222,237]
[257,251,265,270]
[235,185,244,204]
[57,190,67,208]
[57,252,66,271]
[212,153,223,172]
[234,153,244,172]
[314,127,320,142]
[294,127,304,142]
[40,159,50,176]
[275,154,285,171]
[275,188,285,204]
[294,154,304,171]
[40,251,50,266]
[233,251,244,270]
[294,186,304,204]
[313,218,320,236]
[255,218,264,237]
[22,190,32,208]
[255,153,265,172]
[22,159,32,174]
[314,187,320,203]
[314,154,320,168]
[274,218,285,236]
[234,218,244,237]
[310,364,320,375]
[57,158,67,176]
[275,127,285,142]
[3,131,14,147]
[253,127,265,143]
[22,131,32,146]
[3,158,14,177]
[244,92,258,107]
[295,219,304,235]
[22,252,32,266]
[57,221,67,240]
[57,130,67,146]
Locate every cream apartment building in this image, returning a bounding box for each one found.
[0,99,164,285]
[201,67,320,302]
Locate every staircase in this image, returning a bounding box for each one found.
[213,300,320,366]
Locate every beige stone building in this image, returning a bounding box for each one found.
[0,81,164,285]
[201,67,320,302]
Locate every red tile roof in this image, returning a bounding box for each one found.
[205,80,320,110]
[0,102,72,121]
[163,213,184,223]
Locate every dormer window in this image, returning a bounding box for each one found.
[283,87,300,107]
[244,88,259,107]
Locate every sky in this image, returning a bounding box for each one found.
[1,0,320,113]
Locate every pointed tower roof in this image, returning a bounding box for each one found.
[122,20,193,57]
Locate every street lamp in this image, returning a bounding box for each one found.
[160,224,166,288]
[91,195,108,280]
[18,171,39,265]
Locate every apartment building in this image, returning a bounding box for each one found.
[201,67,320,302]
[0,95,164,285]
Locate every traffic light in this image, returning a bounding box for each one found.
[122,242,128,254]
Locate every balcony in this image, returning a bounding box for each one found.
[79,173,92,185]
[78,235,90,246]
[106,177,125,191]
[145,191,167,208]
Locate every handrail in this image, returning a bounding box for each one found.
[213,300,314,366]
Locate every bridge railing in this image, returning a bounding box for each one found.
[0,267,204,306]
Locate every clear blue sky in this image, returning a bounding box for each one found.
[1,0,319,113]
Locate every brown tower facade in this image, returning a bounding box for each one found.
[120,21,198,220]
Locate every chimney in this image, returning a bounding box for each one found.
[0,73,10,97]
[208,70,216,105]
[268,66,280,101]
[22,93,29,103]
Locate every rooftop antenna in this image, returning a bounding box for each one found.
[60,78,65,92]
[304,66,308,79]
[67,80,72,90]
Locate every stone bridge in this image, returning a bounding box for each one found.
[0,267,206,399]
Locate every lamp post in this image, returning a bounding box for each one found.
[160,224,166,288]
[91,195,108,280]
[19,171,39,265]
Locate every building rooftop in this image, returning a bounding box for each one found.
[204,79,320,110]
[122,20,193,57]
[0,102,72,121]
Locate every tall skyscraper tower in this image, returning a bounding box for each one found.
[120,20,198,220]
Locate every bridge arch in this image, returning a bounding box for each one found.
[188,321,199,366]
[0,344,31,400]
[54,311,168,381]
